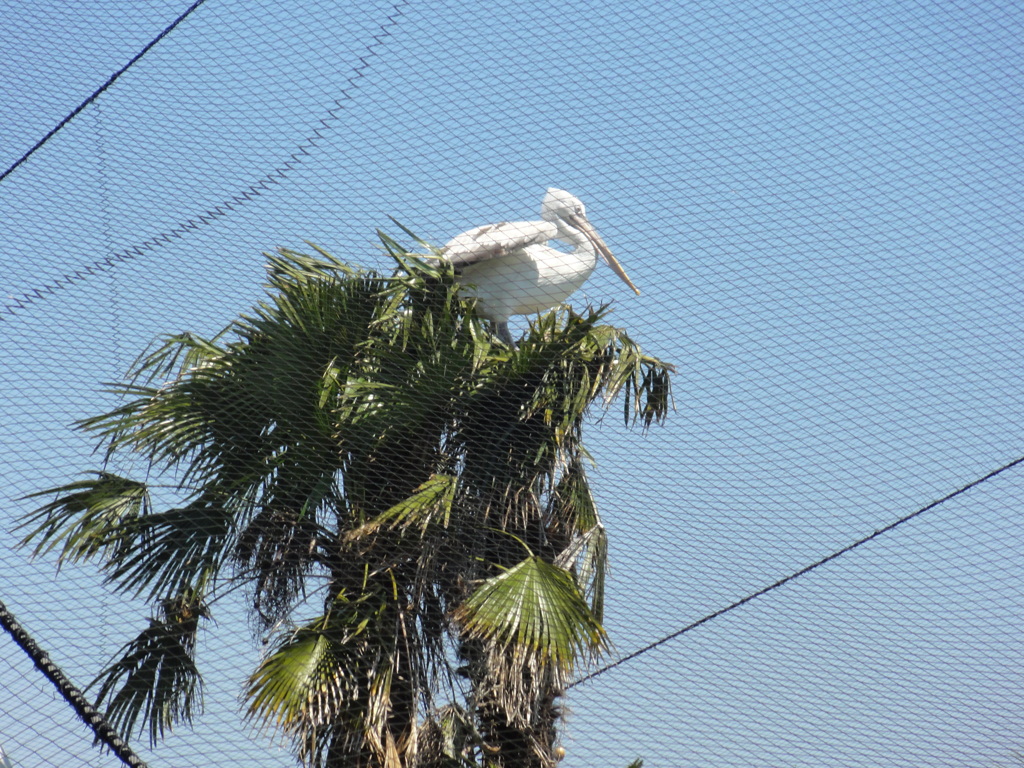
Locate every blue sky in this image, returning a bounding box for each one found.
[2,0,1024,766]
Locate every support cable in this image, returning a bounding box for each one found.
[1,0,410,322]
[571,453,1024,688]
[0,0,209,186]
[0,598,148,768]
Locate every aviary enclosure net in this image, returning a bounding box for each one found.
[2,1,1022,766]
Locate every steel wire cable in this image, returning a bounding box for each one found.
[571,453,1024,688]
[0,0,209,186]
[0,0,410,322]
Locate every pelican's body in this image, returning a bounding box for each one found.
[448,219,597,319]
[442,188,639,344]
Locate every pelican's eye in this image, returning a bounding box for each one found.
[574,205,584,215]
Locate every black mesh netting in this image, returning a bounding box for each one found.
[2,0,1023,766]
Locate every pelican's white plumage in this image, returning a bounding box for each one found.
[442,188,639,344]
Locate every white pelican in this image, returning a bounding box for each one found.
[441,188,640,345]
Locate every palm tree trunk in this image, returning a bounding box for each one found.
[459,636,561,768]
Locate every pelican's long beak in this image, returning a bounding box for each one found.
[569,215,641,295]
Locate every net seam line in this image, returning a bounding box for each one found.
[0,0,209,186]
[570,452,1024,688]
[0,0,411,322]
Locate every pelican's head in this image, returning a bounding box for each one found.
[539,187,641,296]
[541,188,584,222]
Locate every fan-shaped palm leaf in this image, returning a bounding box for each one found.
[454,556,606,673]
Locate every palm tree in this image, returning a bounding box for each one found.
[21,237,671,768]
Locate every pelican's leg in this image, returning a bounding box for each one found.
[493,321,517,348]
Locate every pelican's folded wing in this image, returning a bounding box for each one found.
[442,220,557,269]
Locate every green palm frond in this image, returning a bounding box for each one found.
[247,616,348,732]
[91,591,209,746]
[266,243,361,285]
[99,496,237,599]
[19,473,151,565]
[555,524,609,624]
[246,587,409,767]
[21,239,670,766]
[551,458,599,532]
[346,473,457,541]
[456,305,672,506]
[127,331,227,388]
[19,476,236,601]
[455,556,607,674]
